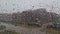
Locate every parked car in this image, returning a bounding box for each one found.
[47,23,60,29]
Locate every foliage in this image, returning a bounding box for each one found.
[12,8,60,26]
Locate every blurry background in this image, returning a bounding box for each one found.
[0,0,60,14]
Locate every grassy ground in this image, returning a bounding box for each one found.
[40,25,60,34]
[0,25,19,34]
[0,30,19,34]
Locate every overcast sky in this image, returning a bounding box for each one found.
[0,0,60,14]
